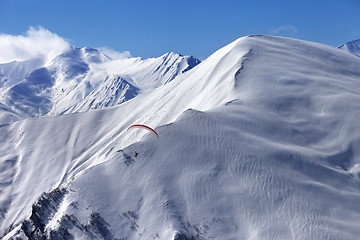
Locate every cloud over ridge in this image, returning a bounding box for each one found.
[98,47,132,60]
[0,26,71,64]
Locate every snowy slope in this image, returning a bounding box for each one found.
[338,39,360,56]
[0,58,45,122]
[0,103,21,125]
[2,35,360,240]
[0,47,200,122]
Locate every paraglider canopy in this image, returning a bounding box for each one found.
[127,124,159,139]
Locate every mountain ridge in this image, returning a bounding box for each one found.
[0,47,200,124]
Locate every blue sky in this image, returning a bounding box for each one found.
[0,0,359,59]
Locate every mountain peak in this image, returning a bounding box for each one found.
[163,51,181,57]
[338,39,360,56]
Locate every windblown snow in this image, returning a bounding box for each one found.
[1,35,360,240]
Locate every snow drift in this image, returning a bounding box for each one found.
[1,35,360,240]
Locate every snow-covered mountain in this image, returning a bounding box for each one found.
[2,35,360,240]
[0,47,200,124]
[338,39,360,56]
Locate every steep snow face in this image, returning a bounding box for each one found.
[0,47,200,123]
[338,39,360,56]
[2,36,360,240]
[0,58,46,121]
[104,52,201,90]
[5,67,55,118]
[0,58,44,89]
[59,75,140,114]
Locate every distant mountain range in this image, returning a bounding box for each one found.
[0,47,200,124]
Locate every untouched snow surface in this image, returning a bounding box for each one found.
[1,35,360,239]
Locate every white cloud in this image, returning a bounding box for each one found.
[0,26,71,64]
[269,25,298,37]
[98,47,131,60]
